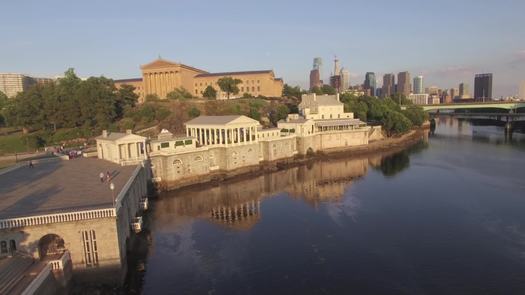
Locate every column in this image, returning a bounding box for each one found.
[236,128,240,145]
[204,128,208,145]
[243,127,247,143]
[219,128,223,145]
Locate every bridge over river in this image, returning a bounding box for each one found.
[401,101,525,135]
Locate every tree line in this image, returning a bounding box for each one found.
[1,68,138,133]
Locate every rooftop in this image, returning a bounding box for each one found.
[195,70,273,78]
[114,78,142,83]
[0,158,138,220]
[185,115,259,126]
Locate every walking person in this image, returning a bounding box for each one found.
[106,171,111,182]
[99,172,105,183]
[28,160,34,168]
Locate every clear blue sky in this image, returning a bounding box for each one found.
[2,0,524,97]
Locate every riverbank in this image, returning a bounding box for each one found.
[157,125,430,192]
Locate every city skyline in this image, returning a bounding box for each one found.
[1,0,525,98]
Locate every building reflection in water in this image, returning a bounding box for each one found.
[157,142,427,231]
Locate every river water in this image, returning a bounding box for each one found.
[130,117,525,294]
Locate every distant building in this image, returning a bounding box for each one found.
[520,81,525,100]
[309,69,321,90]
[330,75,341,92]
[0,73,53,97]
[426,86,440,96]
[313,57,323,71]
[114,58,283,102]
[364,72,376,96]
[408,93,429,105]
[474,73,493,101]
[450,88,459,100]
[382,73,395,98]
[340,68,350,90]
[459,83,470,99]
[396,71,411,96]
[413,75,424,94]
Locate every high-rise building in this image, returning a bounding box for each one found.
[340,68,350,90]
[413,75,424,94]
[396,71,411,96]
[364,72,376,96]
[330,75,341,92]
[333,56,340,77]
[474,73,493,101]
[382,73,395,98]
[450,88,459,100]
[309,69,321,90]
[0,73,53,97]
[519,81,525,100]
[459,83,470,99]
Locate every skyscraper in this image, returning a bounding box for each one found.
[474,73,493,101]
[382,73,395,98]
[313,57,323,71]
[413,75,424,94]
[396,71,411,96]
[364,72,376,96]
[309,69,321,90]
[333,56,340,77]
[340,68,350,90]
[459,83,470,99]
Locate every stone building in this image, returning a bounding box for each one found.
[114,58,284,101]
[0,154,150,288]
[147,93,375,187]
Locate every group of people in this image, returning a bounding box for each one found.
[99,171,112,183]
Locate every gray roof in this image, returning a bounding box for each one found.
[312,96,343,106]
[278,118,310,124]
[95,132,128,141]
[0,158,138,219]
[185,115,255,125]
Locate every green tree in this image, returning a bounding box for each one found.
[0,91,7,109]
[283,84,302,98]
[311,86,323,95]
[188,107,201,118]
[402,106,428,127]
[202,85,217,99]
[167,87,192,100]
[382,111,413,135]
[217,77,242,99]
[145,94,160,101]
[321,85,337,95]
[116,84,138,118]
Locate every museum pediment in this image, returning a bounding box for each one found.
[140,59,179,70]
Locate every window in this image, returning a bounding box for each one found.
[173,159,183,165]
[194,156,203,161]
[175,141,184,147]
[252,87,255,92]
[257,86,260,91]
[82,230,99,267]
[0,241,7,254]
[241,87,244,92]
[184,139,192,145]
[9,240,16,252]
[160,142,169,149]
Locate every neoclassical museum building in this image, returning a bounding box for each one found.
[114,58,284,102]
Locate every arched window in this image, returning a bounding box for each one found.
[194,156,203,162]
[248,148,253,153]
[173,159,183,166]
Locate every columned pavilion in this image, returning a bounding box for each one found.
[185,115,260,147]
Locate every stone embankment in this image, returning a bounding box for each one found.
[158,125,430,191]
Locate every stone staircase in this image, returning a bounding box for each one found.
[0,254,35,294]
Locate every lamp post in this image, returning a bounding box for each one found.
[109,182,115,207]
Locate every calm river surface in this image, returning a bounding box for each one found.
[132,117,525,294]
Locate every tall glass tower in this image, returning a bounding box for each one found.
[413,76,424,94]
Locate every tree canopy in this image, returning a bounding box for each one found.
[3,68,138,133]
[217,77,242,99]
[202,85,217,99]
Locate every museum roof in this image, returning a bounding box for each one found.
[114,78,142,83]
[195,70,274,78]
[314,118,364,127]
[310,96,342,106]
[0,158,138,220]
[95,131,146,141]
[185,115,259,126]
